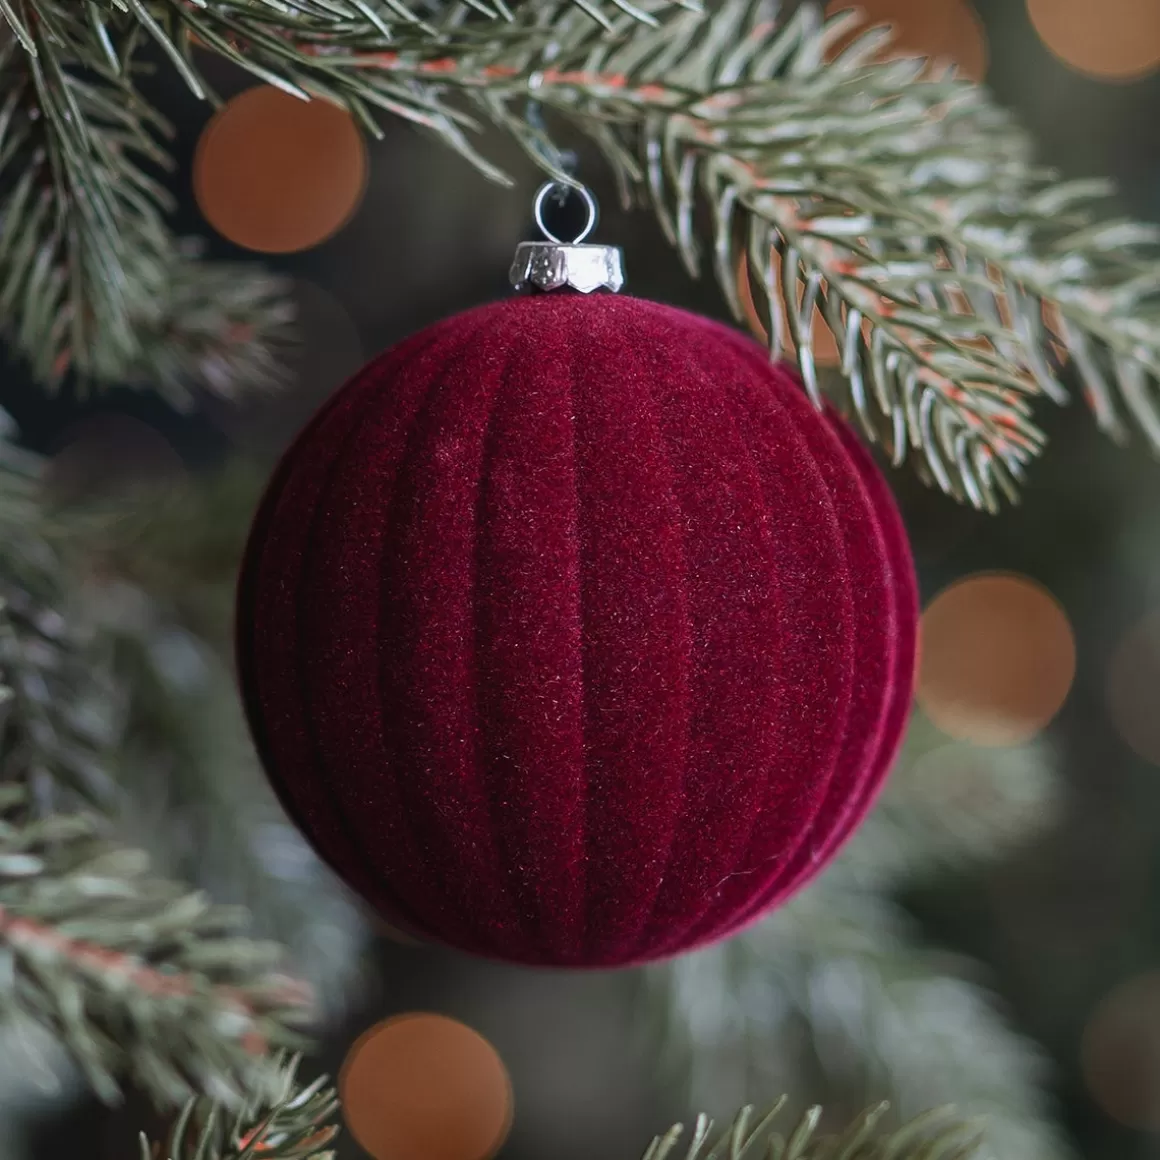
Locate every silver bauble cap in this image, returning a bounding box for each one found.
[510,182,625,295]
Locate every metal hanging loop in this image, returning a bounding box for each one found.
[510,180,625,296]
[533,181,598,245]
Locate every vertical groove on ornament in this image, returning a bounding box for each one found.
[466,333,526,952]
[245,326,449,931]
[639,329,848,955]
[605,324,695,964]
[348,338,459,936]
[377,328,531,954]
[569,306,696,962]
[706,424,916,935]
[472,313,588,960]
[717,348,869,932]
[568,330,593,960]
[294,333,450,934]
[781,421,918,884]
[705,332,916,931]
[597,315,701,961]
[685,359,878,942]
[304,318,498,949]
[781,414,893,878]
[318,328,486,940]
[239,372,383,912]
[628,319,785,954]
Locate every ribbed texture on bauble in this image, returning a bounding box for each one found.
[237,293,917,968]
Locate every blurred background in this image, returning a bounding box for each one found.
[5,1,1160,1158]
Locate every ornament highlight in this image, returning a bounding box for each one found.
[237,185,918,967]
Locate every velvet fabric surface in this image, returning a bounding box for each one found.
[237,293,918,968]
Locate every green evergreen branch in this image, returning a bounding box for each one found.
[0,2,291,395]
[0,783,312,1109]
[0,447,320,1111]
[97,0,1157,507]
[648,1102,978,1160]
[0,440,120,811]
[482,1,1160,508]
[650,890,1066,1160]
[123,244,295,404]
[141,1055,339,1160]
[142,1057,979,1160]
[0,7,162,386]
[0,4,1157,482]
[293,0,1152,509]
[0,446,366,1119]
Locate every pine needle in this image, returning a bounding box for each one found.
[0,0,1145,503]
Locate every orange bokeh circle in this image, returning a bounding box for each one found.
[1082,973,1160,1130]
[194,85,367,254]
[340,1013,513,1160]
[917,572,1076,746]
[1027,0,1160,81]
[46,415,187,501]
[826,0,988,80]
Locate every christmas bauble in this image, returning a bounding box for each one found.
[237,288,917,968]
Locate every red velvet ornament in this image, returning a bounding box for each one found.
[237,292,917,968]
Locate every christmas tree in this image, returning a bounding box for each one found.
[0,1,1157,1158]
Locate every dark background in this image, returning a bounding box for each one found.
[9,2,1160,1158]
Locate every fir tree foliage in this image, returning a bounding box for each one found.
[0,447,362,1129]
[141,1056,981,1160]
[0,0,1125,1152]
[1,1,1160,504]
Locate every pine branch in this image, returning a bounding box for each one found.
[141,1055,339,1160]
[0,783,313,1108]
[0,448,352,1111]
[302,0,1040,509]
[124,244,295,405]
[140,1056,978,1160]
[0,428,120,811]
[0,3,291,395]
[3,0,1159,490]
[63,473,369,1021]
[121,0,1154,509]
[646,1102,978,1160]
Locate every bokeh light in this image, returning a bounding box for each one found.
[194,86,367,254]
[45,415,187,502]
[736,250,841,366]
[918,573,1076,746]
[826,0,988,81]
[1082,973,1160,1129]
[1027,0,1160,81]
[1107,610,1160,764]
[341,1013,512,1160]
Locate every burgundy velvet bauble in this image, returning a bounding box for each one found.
[237,293,917,968]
